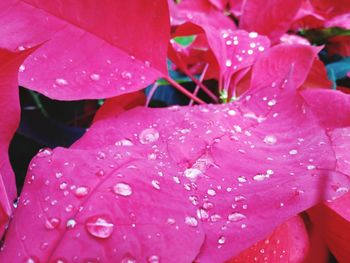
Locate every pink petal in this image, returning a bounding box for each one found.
[240,0,303,43]
[0,0,169,100]
[2,45,350,262]
[0,47,35,235]
[228,216,309,263]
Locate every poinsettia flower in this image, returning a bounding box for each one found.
[0,0,170,100]
[2,44,350,262]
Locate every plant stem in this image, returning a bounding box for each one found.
[164,76,205,105]
[190,64,209,106]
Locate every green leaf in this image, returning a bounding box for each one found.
[173,35,196,47]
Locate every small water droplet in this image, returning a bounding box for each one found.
[197,208,209,220]
[37,148,53,157]
[289,149,298,155]
[66,219,77,229]
[113,182,133,196]
[228,110,236,116]
[151,179,161,190]
[55,78,68,86]
[185,216,198,227]
[237,176,247,183]
[218,236,226,244]
[74,186,89,197]
[264,135,277,145]
[147,255,160,263]
[249,32,258,38]
[85,216,114,239]
[121,71,132,80]
[90,73,100,81]
[225,59,232,67]
[139,128,159,144]
[19,64,26,72]
[307,165,316,170]
[267,99,277,106]
[253,174,269,181]
[184,168,202,181]
[45,217,60,230]
[207,189,216,196]
[228,212,246,222]
[115,139,133,146]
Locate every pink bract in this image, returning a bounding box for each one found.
[1,44,350,262]
[0,0,170,100]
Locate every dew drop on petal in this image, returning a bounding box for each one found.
[139,128,159,144]
[218,236,226,244]
[19,64,26,72]
[90,73,100,81]
[115,139,133,146]
[185,216,198,227]
[264,135,277,145]
[307,165,316,170]
[85,216,114,239]
[113,182,133,196]
[66,219,77,229]
[151,179,161,190]
[225,59,232,67]
[121,71,132,80]
[289,149,298,155]
[267,99,277,106]
[55,78,68,86]
[147,255,160,263]
[37,148,53,157]
[249,32,258,38]
[45,217,60,230]
[74,186,89,197]
[228,212,246,222]
[184,168,202,181]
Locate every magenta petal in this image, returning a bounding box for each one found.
[0,47,35,235]
[0,0,169,100]
[240,0,303,43]
[2,45,350,262]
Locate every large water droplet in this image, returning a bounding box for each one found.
[139,128,159,144]
[85,216,114,239]
[113,182,133,196]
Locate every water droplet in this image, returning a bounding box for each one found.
[247,49,253,55]
[45,217,60,230]
[74,186,89,197]
[144,61,151,67]
[267,99,277,106]
[197,208,209,220]
[218,236,226,244]
[121,71,132,80]
[151,179,161,190]
[115,139,133,146]
[228,212,246,222]
[335,186,348,193]
[289,149,298,155]
[253,174,269,181]
[85,216,114,239]
[264,135,277,145]
[55,78,68,86]
[207,189,216,196]
[37,148,53,158]
[258,46,265,52]
[90,73,100,81]
[147,255,160,263]
[237,176,247,183]
[184,168,202,181]
[66,219,77,229]
[139,128,159,144]
[249,32,258,38]
[228,110,236,116]
[307,165,316,170]
[225,59,232,67]
[113,182,133,196]
[19,64,26,72]
[96,151,106,160]
[185,216,198,227]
